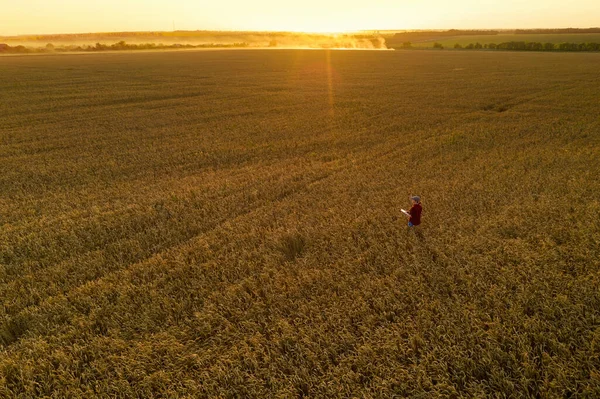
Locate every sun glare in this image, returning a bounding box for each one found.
[276,22,362,35]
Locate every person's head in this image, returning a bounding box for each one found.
[410,195,421,204]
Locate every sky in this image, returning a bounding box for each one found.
[1,0,599,35]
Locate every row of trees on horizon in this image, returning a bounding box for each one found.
[398,41,600,52]
[0,41,250,54]
[3,40,600,54]
[455,41,600,51]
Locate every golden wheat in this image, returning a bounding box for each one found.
[1,50,599,398]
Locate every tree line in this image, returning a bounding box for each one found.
[452,41,600,51]
[397,41,600,51]
[0,41,250,54]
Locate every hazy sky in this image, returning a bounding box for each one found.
[2,0,599,35]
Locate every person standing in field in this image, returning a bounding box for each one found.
[404,195,422,228]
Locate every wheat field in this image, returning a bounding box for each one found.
[1,50,599,397]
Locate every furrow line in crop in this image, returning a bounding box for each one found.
[0,163,344,348]
[0,134,412,348]
[0,160,341,315]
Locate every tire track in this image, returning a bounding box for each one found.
[0,134,410,348]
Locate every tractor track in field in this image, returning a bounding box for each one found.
[0,136,411,348]
[0,164,343,347]
[0,166,335,319]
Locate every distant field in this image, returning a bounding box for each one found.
[389,33,600,48]
[0,31,386,49]
[1,50,599,397]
